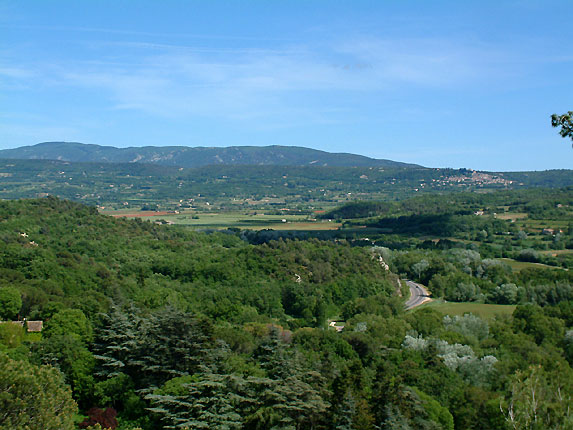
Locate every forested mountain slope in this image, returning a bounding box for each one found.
[0,197,396,324]
[1,198,572,430]
[0,141,420,168]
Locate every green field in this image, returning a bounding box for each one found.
[514,218,570,232]
[100,209,342,230]
[499,258,563,272]
[416,300,516,319]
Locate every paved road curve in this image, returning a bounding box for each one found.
[404,280,432,310]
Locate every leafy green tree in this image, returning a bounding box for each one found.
[0,322,25,349]
[517,249,540,263]
[442,314,489,342]
[551,111,573,145]
[93,373,137,411]
[489,283,521,305]
[31,335,96,408]
[445,282,482,302]
[414,389,454,430]
[0,287,22,320]
[0,353,77,430]
[44,308,93,343]
[406,308,443,337]
[512,305,565,345]
[500,365,573,430]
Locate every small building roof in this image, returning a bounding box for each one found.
[26,321,43,332]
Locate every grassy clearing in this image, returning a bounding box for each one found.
[539,249,573,256]
[100,209,341,231]
[416,300,516,319]
[499,258,562,272]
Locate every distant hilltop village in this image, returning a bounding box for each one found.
[442,170,516,187]
[403,170,516,193]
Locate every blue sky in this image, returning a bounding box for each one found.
[1,1,571,171]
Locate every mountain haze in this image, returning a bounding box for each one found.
[0,142,421,168]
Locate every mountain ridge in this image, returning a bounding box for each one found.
[0,141,421,168]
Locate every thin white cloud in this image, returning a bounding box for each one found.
[0,35,556,126]
[0,24,294,42]
[0,66,34,79]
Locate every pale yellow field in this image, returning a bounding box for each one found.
[496,212,528,221]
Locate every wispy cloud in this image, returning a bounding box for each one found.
[0,24,294,42]
[0,66,34,79]
[0,34,550,126]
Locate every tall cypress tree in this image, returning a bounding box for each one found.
[250,328,331,430]
[131,307,214,389]
[147,342,251,429]
[93,305,141,379]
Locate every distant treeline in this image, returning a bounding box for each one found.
[322,187,573,220]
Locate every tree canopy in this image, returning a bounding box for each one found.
[0,287,22,320]
[0,353,77,430]
[0,197,572,430]
[551,111,573,145]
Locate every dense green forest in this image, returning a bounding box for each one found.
[1,197,573,429]
[322,188,573,220]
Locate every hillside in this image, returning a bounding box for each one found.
[0,197,397,323]
[0,159,571,211]
[2,198,573,430]
[0,141,421,168]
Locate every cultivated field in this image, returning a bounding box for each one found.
[499,257,564,272]
[100,209,342,231]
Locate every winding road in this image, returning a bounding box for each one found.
[404,280,432,310]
